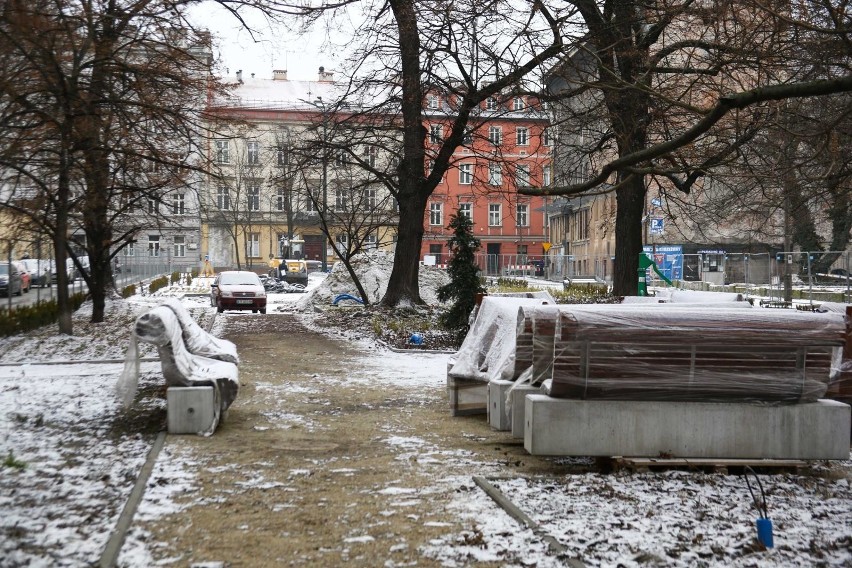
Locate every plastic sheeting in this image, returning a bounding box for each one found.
[116,302,239,417]
[545,306,847,403]
[449,296,554,383]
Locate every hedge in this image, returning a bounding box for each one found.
[0,292,88,337]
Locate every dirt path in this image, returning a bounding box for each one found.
[136,313,563,567]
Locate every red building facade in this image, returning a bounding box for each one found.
[420,92,551,276]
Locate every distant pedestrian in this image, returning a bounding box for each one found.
[201,254,214,277]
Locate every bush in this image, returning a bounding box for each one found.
[170,271,181,285]
[121,284,137,298]
[147,275,169,294]
[0,291,88,337]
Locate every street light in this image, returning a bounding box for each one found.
[315,96,329,272]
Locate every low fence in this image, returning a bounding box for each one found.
[448,251,852,302]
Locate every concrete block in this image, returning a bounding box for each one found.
[488,380,514,431]
[167,386,218,435]
[447,376,487,416]
[511,384,541,439]
[524,396,851,459]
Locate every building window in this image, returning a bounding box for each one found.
[247,184,260,211]
[459,202,472,220]
[247,141,260,165]
[173,236,186,258]
[486,97,497,110]
[335,149,347,166]
[248,233,260,257]
[336,233,348,250]
[543,164,552,187]
[148,235,160,257]
[516,164,530,188]
[215,140,229,164]
[364,232,377,248]
[429,244,443,264]
[427,94,439,109]
[305,194,316,212]
[516,204,529,227]
[365,145,378,167]
[277,145,289,166]
[430,124,442,143]
[123,242,135,257]
[335,189,349,211]
[459,163,473,185]
[488,204,501,227]
[276,187,286,211]
[147,199,158,215]
[516,127,528,146]
[488,126,502,145]
[513,96,524,111]
[217,186,230,210]
[365,187,377,208]
[429,202,443,226]
[172,193,185,215]
[543,128,553,147]
[488,163,502,186]
[463,130,473,144]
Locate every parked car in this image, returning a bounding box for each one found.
[19,259,51,287]
[0,262,24,297]
[11,261,31,293]
[210,271,267,314]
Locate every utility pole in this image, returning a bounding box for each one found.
[320,102,328,273]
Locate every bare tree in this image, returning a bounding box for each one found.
[534,0,852,294]
[0,0,221,328]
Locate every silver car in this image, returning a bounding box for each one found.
[0,263,24,297]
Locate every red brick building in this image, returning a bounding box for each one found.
[420,92,551,277]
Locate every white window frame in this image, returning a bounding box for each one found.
[365,145,377,167]
[513,96,524,111]
[173,235,186,258]
[486,97,497,110]
[123,242,135,257]
[488,126,502,145]
[277,145,289,166]
[364,232,378,248]
[516,127,529,146]
[458,203,472,221]
[215,140,229,164]
[365,187,377,208]
[427,94,439,109]
[247,140,260,165]
[459,163,473,185]
[248,233,260,257]
[172,193,185,215]
[488,204,502,227]
[543,128,553,147]
[430,124,442,143]
[247,183,260,211]
[516,204,529,227]
[276,187,286,211]
[429,202,443,226]
[217,186,230,210]
[488,163,502,186]
[516,164,530,188]
[543,164,552,187]
[148,235,160,257]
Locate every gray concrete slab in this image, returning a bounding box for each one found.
[167,386,218,435]
[524,396,851,459]
[511,384,541,439]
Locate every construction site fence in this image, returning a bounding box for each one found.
[449,251,852,302]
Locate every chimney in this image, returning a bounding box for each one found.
[318,66,334,82]
[236,69,242,83]
[273,69,288,81]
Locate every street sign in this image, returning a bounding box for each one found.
[542,242,552,253]
[649,218,664,235]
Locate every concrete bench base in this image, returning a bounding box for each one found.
[524,396,851,459]
[447,376,487,416]
[167,386,219,435]
[488,380,514,431]
[511,385,540,439]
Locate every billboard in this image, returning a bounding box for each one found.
[642,244,683,280]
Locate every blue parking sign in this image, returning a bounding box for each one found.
[650,218,664,235]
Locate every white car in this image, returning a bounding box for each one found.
[19,259,52,287]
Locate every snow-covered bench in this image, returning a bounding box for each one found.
[117,298,239,435]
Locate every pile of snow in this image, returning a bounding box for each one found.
[297,251,450,307]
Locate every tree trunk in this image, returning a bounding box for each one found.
[382,190,427,306]
[612,174,646,296]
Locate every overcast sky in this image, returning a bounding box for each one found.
[187,2,343,82]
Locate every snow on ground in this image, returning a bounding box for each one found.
[1,273,851,566]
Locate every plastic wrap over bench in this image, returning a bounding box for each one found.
[116,299,240,433]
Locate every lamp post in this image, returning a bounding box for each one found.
[316,96,329,272]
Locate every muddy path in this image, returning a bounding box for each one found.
[134,312,565,567]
